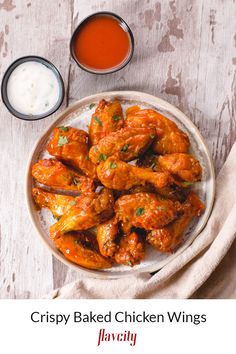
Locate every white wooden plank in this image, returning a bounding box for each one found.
[0,0,72,298]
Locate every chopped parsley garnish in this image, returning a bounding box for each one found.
[121,144,129,152]
[93,116,102,126]
[110,162,117,169]
[182,181,194,187]
[157,206,167,211]
[57,136,68,147]
[98,153,107,161]
[93,146,98,152]
[69,200,76,206]
[73,177,81,186]
[85,155,89,160]
[89,103,95,109]
[112,115,122,121]
[127,261,133,266]
[59,126,69,132]
[135,207,145,216]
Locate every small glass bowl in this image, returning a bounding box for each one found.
[1,56,65,121]
[70,11,135,75]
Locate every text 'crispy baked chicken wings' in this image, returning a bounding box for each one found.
[96,217,118,258]
[115,192,181,232]
[89,126,157,164]
[50,188,114,239]
[125,107,190,154]
[54,231,112,269]
[114,232,145,267]
[147,192,205,252]
[89,99,124,145]
[47,126,97,179]
[97,157,171,191]
[32,187,75,218]
[32,159,95,194]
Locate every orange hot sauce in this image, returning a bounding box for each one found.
[73,15,131,71]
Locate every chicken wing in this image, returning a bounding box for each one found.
[147,192,205,252]
[115,192,181,232]
[47,126,96,179]
[97,157,171,191]
[89,99,124,145]
[156,153,202,183]
[54,231,112,269]
[125,107,190,154]
[89,126,157,164]
[96,217,118,258]
[32,159,95,194]
[32,187,75,218]
[50,188,114,239]
[114,232,145,267]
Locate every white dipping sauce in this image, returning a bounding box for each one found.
[7,61,60,115]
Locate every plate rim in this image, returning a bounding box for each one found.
[25,90,216,279]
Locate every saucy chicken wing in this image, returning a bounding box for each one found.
[114,232,145,267]
[96,217,118,258]
[32,187,75,218]
[89,99,124,145]
[125,107,190,154]
[147,192,205,252]
[47,126,96,179]
[50,188,114,239]
[32,159,95,194]
[156,153,202,182]
[54,231,112,269]
[97,157,171,191]
[89,126,157,164]
[115,192,181,232]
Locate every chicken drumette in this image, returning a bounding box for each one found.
[114,232,145,267]
[97,157,171,191]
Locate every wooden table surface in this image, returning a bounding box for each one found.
[0,0,235,299]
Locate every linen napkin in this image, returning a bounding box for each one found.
[47,143,236,299]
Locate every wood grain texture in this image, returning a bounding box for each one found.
[0,0,235,298]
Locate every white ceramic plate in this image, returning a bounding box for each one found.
[25,91,215,278]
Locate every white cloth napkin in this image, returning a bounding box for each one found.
[47,143,236,299]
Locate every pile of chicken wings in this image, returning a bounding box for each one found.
[32,99,205,270]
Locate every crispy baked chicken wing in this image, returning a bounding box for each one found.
[32,159,95,194]
[89,126,157,164]
[96,217,118,258]
[32,187,75,218]
[50,188,114,239]
[115,192,181,232]
[157,153,202,183]
[147,192,205,252]
[114,232,145,267]
[125,107,190,154]
[54,231,112,269]
[89,99,124,145]
[97,157,171,191]
[47,126,96,179]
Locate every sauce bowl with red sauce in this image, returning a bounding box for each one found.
[70,12,134,74]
